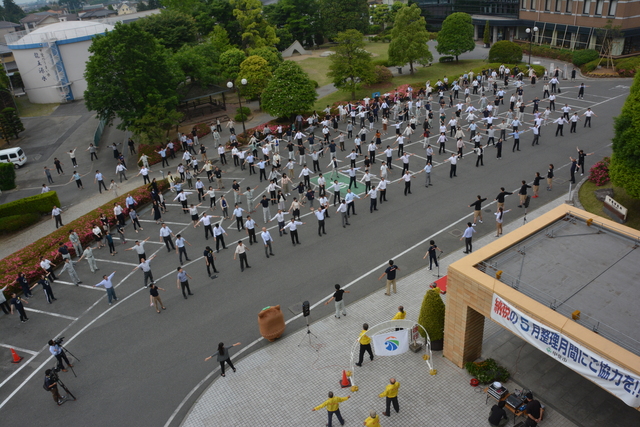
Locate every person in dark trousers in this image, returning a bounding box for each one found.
[518,180,531,207]
[205,342,241,377]
[379,378,400,417]
[0,285,11,314]
[32,275,56,303]
[233,241,251,272]
[524,392,544,426]
[49,339,73,372]
[495,187,512,210]
[569,156,579,184]
[10,293,29,322]
[203,246,219,278]
[44,369,65,405]
[469,195,487,225]
[176,267,193,299]
[576,147,594,176]
[460,222,476,254]
[312,391,350,427]
[355,323,374,367]
[423,240,443,270]
[16,272,32,297]
[488,400,508,426]
[325,283,349,318]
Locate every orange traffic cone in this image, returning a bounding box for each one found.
[11,348,23,364]
[339,370,351,388]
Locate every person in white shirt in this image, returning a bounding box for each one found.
[41,184,51,194]
[159,223,176,252]
[260,227,275,258]
[336,200,350,227]
[582,108,596,128]
[494,208,511,237]
[554,117,568,136]
[402,170,414,196]
[282,219,305,245]
[445,153,458,178]
[363,185,378,213]
[175,234,191,265]
[460,222,476,253]
[51,206,63,228]
[423,161,433,187]
[569,112,580,133]
[116,162,127,182]
[131,254,156,288]
[233,241,251,272]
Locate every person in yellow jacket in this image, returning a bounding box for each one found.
[313,391,350,427]
[392,306,406,331]
[379,377,400,417]
[355,323,374,367]
[364,410,381,426]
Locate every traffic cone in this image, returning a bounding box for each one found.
[339,370,351,388]
[10,348,23,364]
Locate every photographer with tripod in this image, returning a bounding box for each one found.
[44,369,65,405]
[49,338,73,373]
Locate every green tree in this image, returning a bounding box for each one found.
[59,0,83,13]
[129,103,183,146]
[610,72,640,198]
[3,0,25,23]
[84,22,182,133]
[417,287,446,341]
[198,0,242,46]
[264,0,324,47]
[208,25,232,54]
[436,12,475,62]
[327,29,375,100]
[219,48,247,82]
[138,0,161,11]
[236,56,273,102]
[248,46,283,72]
[319,0,369,39]
[173,42,222,87]
[136,10,198,52]
[160,0,200,14]
[0,107,24,139]
[388,4,433,74]
[371,4,391,29]
[488,41,522,63]
[483,21,491,46]
[262,61,317,119]
[231,0,279,50]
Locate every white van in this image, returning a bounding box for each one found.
[0,147,27,168]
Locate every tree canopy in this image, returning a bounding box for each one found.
[231,0,280,50]
[610,72,640,198]
[327,29,375,100]
[236,55,273,101]
[264,0,323,47]
[262,61,317,119]
[84,22,182,137]
[136,10,198,52]
[436,12,475,61]
[219,48,247,82]
[3,0,25,23]
[388,4,433,73]
[319,0,369,40]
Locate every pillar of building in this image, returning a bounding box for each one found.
[493,26,498,43]
[551,29,557,46]
[588,33,597,49]
[474,24,479,40]
[570,32,577,49]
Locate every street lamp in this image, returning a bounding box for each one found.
[227,79,248,135]
[525,26,539,65]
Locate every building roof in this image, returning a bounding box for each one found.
[0,21,21,29]
[8,21,115,47]
[20,12,59,24]
[81,9,118,19]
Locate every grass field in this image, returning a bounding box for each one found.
[578,180,640,231]
[15,96,59,117]
[311,58,487,110]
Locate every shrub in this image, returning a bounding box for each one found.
[417,287,445,341]
[572,49,599,66]
[0,191,61,218]
[0,180,170,295]
[0,162,16,190]
[439,56,454,63]
[589,157,610,186]
[0,213,40,233]
[488,41,523,64]
[582,58,600,73]
[465,358,510,384]
[616,57,640,77]
[234,112,248,122]
[237,106,251,116]
[373,65,393,83]
[483,21,490,46]
[310,79,320,89]
[369,24,381,35]
[372,59,389,67]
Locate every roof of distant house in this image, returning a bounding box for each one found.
[0,21,20,29]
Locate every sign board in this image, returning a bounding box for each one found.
[412,324,420,342]
[604,195,628,221]
[491,294,640,407]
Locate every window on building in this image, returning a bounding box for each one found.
[545,0,551,10]
[531,0,536,9]
[522,0,527,8]
[595,0,603,14]
[608,0,618,15]
[583,0,591,14]
[555,0,562,11]
[566,0,573,13]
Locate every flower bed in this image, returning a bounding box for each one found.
[0,180,169,296]
[588,157,610,186]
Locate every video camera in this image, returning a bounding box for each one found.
[53,337,65,346]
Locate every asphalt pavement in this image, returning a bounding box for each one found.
[0,66,633,426]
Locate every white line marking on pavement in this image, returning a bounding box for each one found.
[94,259,139,266]
[139,220,190,226]
[52,280,102,291]
[23,308,78,320]
[0,343,38,355]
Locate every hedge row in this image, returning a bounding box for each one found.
[0,213,40,233]
[0,179,169,297]
[0,191,61,218]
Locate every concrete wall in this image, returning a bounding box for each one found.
[59,39,93,101]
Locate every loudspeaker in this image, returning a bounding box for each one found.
[524,195,531,208]
[302,301,310,317]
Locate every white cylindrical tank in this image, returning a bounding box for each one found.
[6,21,114,104]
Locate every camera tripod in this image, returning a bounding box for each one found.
[56,376,77,404]
[60,345,80,378]
[432,251,444,278]
[297,316,319,351]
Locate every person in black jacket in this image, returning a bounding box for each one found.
[495,187,513,210]
[518,180,531,207]
[488,400,508,426]
[469,195,487,225]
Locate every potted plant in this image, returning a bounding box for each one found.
[417,287,445,351]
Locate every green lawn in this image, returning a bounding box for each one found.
[578,180,640,231]
[15,96,59,117]
[312,58,487,110]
